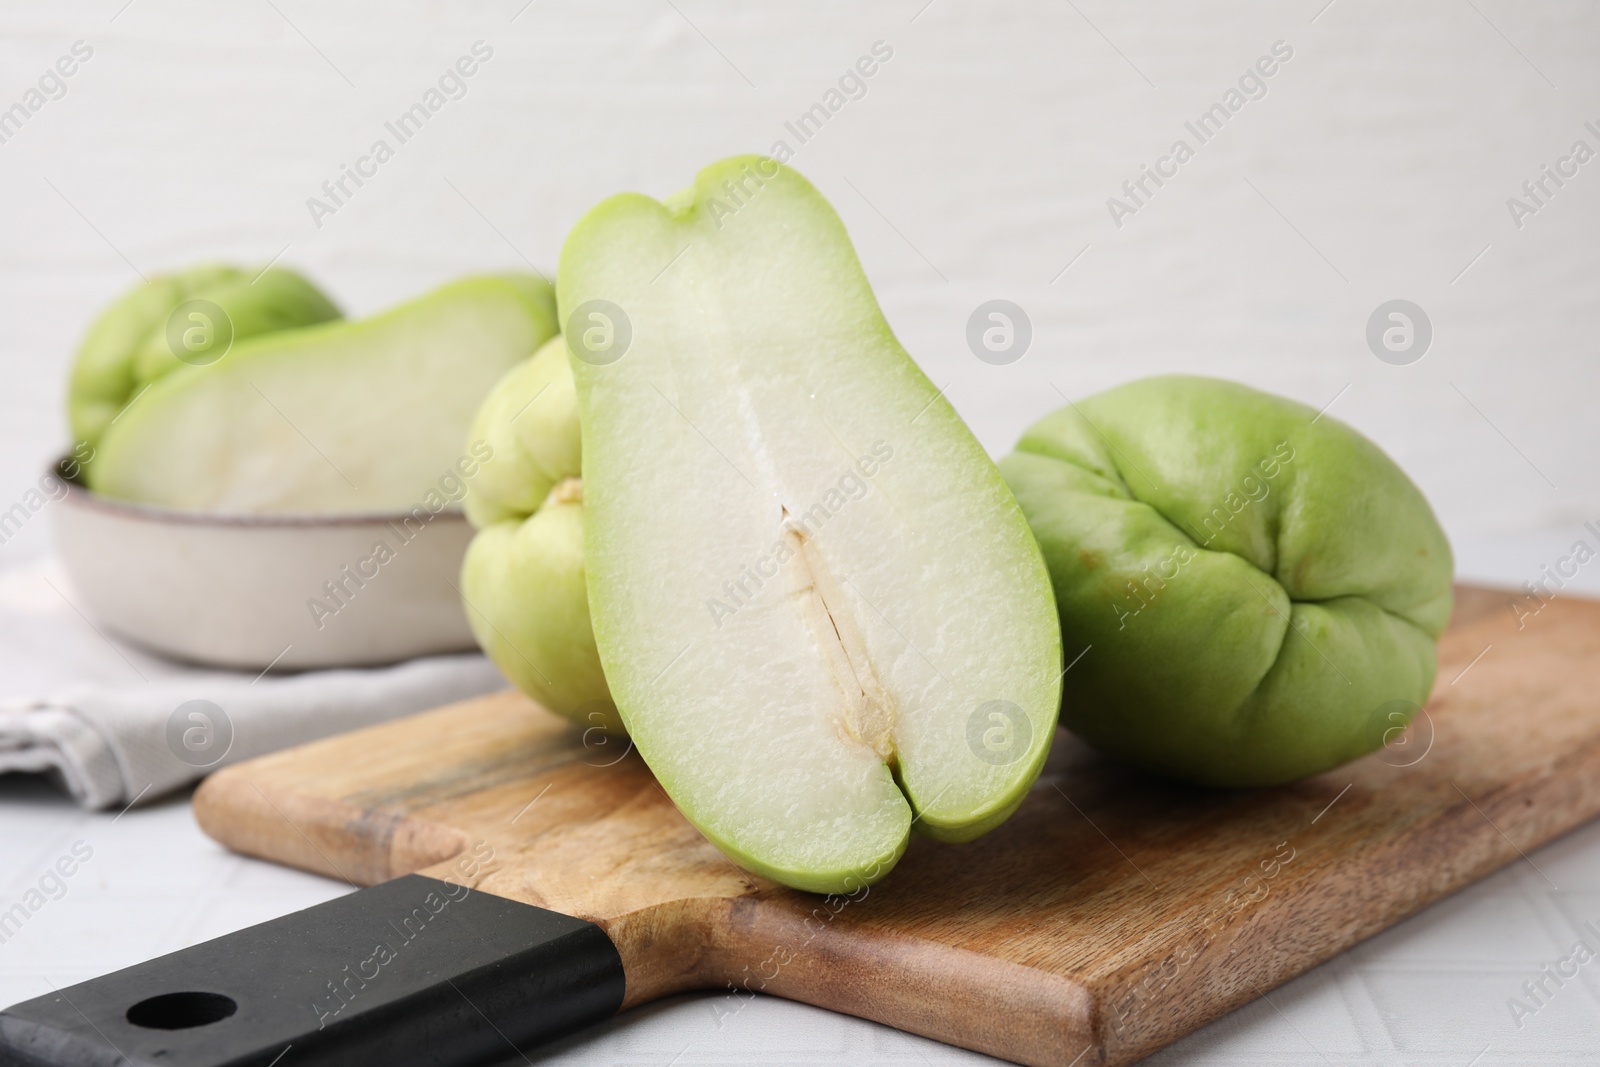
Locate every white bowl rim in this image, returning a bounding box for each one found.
[51,456,469,529]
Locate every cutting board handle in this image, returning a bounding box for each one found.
[0,875,625,1066]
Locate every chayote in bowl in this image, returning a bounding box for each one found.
[68,264,341,455]
[998,375,1453,787]
[458,336,620,736]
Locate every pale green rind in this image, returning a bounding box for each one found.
[459,493,617,730]
[457,334,612,730]
[68,265,340,452]
[128,268,342,386]
[89,274,555,514]
[720,825,909,898]
[561,156,1062,893]
[999,375,1454,787]
[461,336,583,529]
[69,265,235,450]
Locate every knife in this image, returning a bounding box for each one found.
[0,874,624,1067]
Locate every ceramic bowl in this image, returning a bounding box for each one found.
[50,463,478,671]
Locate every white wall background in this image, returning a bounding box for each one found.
[2,0,1598,589]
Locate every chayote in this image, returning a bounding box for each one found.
[68,264,341,455]
[998,375,1453,787]
[458,336,620,736]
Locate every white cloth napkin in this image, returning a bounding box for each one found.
[0,555,505,809]
[0,655,505,809]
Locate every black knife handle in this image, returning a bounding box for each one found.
[0,875,625,1067]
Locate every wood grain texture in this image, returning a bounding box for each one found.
[194,585,1600,1066]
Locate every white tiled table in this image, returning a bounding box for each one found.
[4,549,1600,1065]
[5,757,1600,1066]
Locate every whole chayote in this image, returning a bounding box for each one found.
[67,264,341,455]
[998,375,1453,787]
[458,336,620,736]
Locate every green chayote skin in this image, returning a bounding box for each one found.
[68,264,341,454]
[998,375,1453,787]
[459,336,621,736]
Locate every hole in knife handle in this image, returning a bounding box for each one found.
[126,991,239,1030]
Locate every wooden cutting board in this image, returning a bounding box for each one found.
[193,584,1600,1066]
